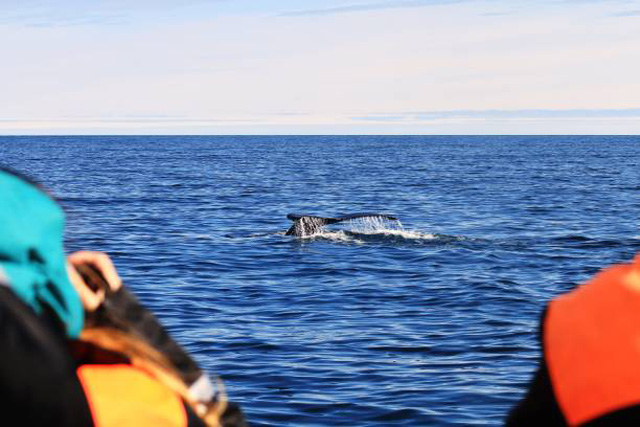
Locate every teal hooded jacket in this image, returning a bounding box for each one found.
[0,170,83,337]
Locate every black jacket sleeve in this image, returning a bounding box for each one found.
[506,357,566,426]
[0,287,93,426]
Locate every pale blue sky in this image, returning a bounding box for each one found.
[1,0,639,134]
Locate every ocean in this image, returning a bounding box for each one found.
[1,135,639,425]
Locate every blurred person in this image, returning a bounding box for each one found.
[508,254,640,425]
[0,168,245,426]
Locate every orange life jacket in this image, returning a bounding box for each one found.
[545,254,640,425]
[77,364,188,427]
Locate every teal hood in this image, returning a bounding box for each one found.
[0,170,83,337]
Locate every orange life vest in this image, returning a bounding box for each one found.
[545,254,640,425]
[77,364,188,427]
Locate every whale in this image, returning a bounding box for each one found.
[285,213,398,237]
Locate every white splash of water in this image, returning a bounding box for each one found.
[344,216,435,240]
[345,216,403,233]
[294,215,436,241]
[299,230,360,243]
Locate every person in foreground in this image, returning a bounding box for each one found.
[507,253,640,426]
[0,168,246,426]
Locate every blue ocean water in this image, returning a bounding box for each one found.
[1,135,639,426]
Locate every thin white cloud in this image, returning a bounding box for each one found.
[352,109,640,122]
[0,113,309,124]
[0,0,220,27]
[611,10,640,17]
[559,0,635,4]
[280,0,467,17]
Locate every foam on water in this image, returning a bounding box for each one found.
[298,216,437,242]
[299,230,359,243]
[346,217,436,240]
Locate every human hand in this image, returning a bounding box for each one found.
[67,251,122,311]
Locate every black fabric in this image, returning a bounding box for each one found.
[583,405,640,426]
[506,358,566,426]
[508,363,640,427]
[69,339,131,366]
[507,308,566,425]
[182,400,250,427]
[221,402,249,427]
[184,401,207,427]
[0,286,93,426]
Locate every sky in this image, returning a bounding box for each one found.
[1,0,639,135]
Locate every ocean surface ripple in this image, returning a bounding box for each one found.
[2,135,639,425]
